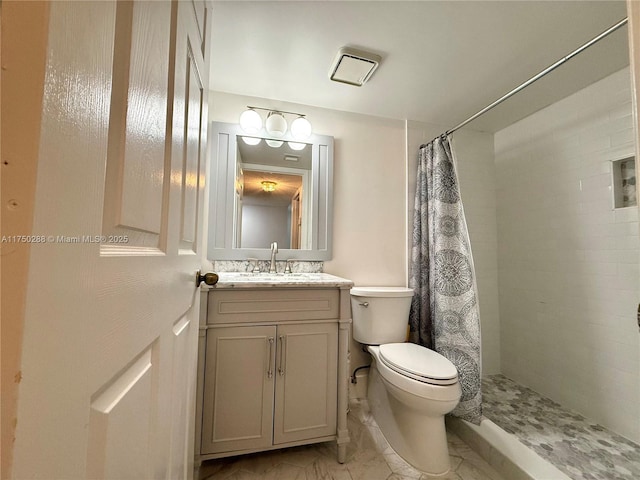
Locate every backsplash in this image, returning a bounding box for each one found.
[212,260,324,274]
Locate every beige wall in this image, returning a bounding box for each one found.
[209,91,408,369]
[209,91,408,286]
[207,94,501,376]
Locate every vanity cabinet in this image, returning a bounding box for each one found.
[273,322,338,444]
[195,282,352,466]
[201,322,337,454]
[201,324,275,453]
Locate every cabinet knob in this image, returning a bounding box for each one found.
[196,270,219,287]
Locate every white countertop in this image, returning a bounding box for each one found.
[206,272,353,289]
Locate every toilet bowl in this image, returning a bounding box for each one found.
[350,287,462,477]
[367,344,461,475]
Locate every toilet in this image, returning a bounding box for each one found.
[350,286,462,477]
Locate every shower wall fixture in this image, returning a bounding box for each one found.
[612,156,637,208]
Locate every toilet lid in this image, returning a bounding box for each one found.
[379,343,458,385]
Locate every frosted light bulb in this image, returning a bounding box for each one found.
[290,117,312,140]
[239,109,262,134]
[265,112,287,137]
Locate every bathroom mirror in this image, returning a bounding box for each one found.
[207,122,333,260]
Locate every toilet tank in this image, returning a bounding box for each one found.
[350,287,414,345]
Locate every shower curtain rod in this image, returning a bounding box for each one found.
[444,17,629,136]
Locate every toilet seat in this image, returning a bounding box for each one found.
[378,343,458,386]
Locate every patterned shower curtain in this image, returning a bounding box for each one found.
[408,135,482,424]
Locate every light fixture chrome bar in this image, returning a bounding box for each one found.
[246,106,307,117]
[445,17,628,136]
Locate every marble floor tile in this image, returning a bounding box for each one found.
[346,454,392,480]
[383,451,423,478]
[261,463,307,480]
[198,399,505,480]
[278,446,322,468]
[304,455,352,480]
[483,374,640,480]
[454,461,501,480]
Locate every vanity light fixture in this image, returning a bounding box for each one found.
[329,46,381,87]
[261,180,277,192]
[265,111,287,137]
[239,106,313,146]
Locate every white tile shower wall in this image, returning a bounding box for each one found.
[495,67,640,443]
[453,130,501,376]
[406,123,501,375]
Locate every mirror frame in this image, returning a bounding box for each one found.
[207,121,334,261]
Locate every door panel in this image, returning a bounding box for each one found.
[10,1,211,478]
[274,323,338,444]
[180,47,205,250]
[103,0,171,249]
[191,0,205,39]
[87,348,155,480]
[167,312,198,479]
[201,326,277,454]
[190,0,209,55]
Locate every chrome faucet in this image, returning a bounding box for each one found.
[269,241,278,273]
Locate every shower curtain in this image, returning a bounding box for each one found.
[408,135,482,424]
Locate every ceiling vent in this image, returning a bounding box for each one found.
[329,47,381,87]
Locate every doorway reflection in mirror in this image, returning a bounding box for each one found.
[235,139,311,249]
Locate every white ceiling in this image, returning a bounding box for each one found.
[209,1,630,133]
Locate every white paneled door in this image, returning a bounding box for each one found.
[10,1,211,478]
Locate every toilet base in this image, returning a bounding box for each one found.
[367,364,452,476]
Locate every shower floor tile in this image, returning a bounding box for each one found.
[482,374,640,480]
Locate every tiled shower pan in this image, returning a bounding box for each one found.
[448,374,640,480]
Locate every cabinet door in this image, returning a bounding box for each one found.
[274,323,338,444]
[201,325,276,454]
